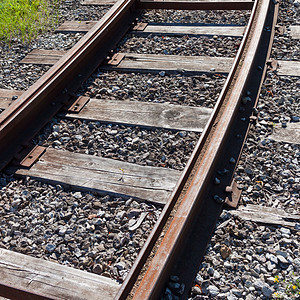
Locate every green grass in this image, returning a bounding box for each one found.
[0,0,60,44]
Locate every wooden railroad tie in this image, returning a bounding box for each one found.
[20,50,300,77]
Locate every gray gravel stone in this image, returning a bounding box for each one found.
[119,34,241,58]
[253,280,264,290]
[38,119,200,171]
[208,285,219,297]
[0,176,161,282]
[80,70,226,109]
[227,294,238,300]
[141,9,250,25]
[262,285,273,298]
[231,289,242,297]
[277,255,289,264]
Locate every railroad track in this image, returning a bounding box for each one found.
[0,0,295,298]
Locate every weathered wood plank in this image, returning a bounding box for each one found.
[20,49,66,65]
[65,98,212,132]
[83,0,253,6]
[20,50,233,74]
[104,53,233,74]
[269,122,300,145]
[136,24,244,37]
[277,60,300,77]
[55,21,245,37]
[55,21,97,33]
[14,148,181,204]
[0,248,119,300]
[82,0,116,5]
[0,89,23,110]
[138,0,254,10]
[289,25,300,39]
[230,204,300,229]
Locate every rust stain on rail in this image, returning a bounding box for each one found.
[0,0,139,171]
[127,0,277,298]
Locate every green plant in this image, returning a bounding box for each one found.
[0,0,60,44]
[273,291,283,299]
[285,276,300,298]
[118,168,125,182]
[273,274,300,299]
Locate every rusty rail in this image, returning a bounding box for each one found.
[117,0,278,298]
[0,0,277,298]
[0,0,139,170]
[0,0,257,171]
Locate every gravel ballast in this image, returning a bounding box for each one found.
[80,71,226,108]
[0,175,162,283]
[0,33,82,90]
[187,1,300,299]
[1,0,299,297]
[36,118,200,171]
[189,212,299,300]
[118,35,241,57]
[0,0,109,91]
[140,10,250,25]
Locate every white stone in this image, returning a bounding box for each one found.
[208,285,219,297]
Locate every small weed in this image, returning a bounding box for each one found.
[285,276,300,298]
[0,0,60,44]
[273,274,300,299]
[118,168,125,182]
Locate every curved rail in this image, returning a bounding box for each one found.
[0,0,277,298]
[118,0,279,298]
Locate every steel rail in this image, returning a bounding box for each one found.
[0,0,138,296]
[165,2,279,298]
[0,0,254,172]
[0,0,273,299]
[120,0,278,298]
[0,0,139,170]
